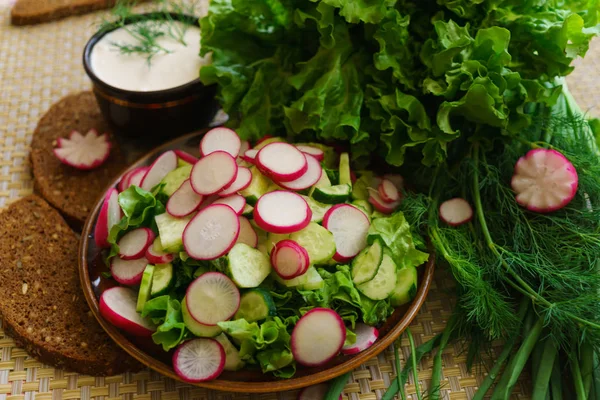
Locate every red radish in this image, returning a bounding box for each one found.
[439,198,473,226]
[236,216,258,247]
[117,228,155,260]
[323,204,370,262]
[270,240,309,279]
[183,204,240,260]
[118,169,137,192]
[167,179,204,217]
[211,194,246,215]
[291,308,346,367]
[197,194,220,211]
[256,143,308,182]
[174,149,199,164]
[111,257,149,285]
[241,149,258,164]
[127,167,148,188]
[295,145,324,162]
[350,170,357,184]
[173,338,225,382]
[145,238,174,264]
[140,150,178,191]
[94,188,122,248]
[186,272,240,325]
[190,151,238,196]
[53,129,111,170]
[253,191,312,234]
[218,166,252,196]
[511,148,578,213]
[200,127,241,158]
[238,140,250,157]
[277,155,323,191]
[341,324,379,355]
[369,190,401,214]
[383,174,404,191]
[297,384,342,400]
[378,179,400,203]
[99,287,156,336]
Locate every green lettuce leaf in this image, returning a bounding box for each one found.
[142,296,187,351]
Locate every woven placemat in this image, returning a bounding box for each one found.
[0,2,598,398]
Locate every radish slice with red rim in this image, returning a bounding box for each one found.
[241,149,258,163]
[253,191,311,234]
[211,194,246,215]
[295,145,324,162]
[236,216,258,248]
[297,384,342,400]
[200,127,241,158]
[174,150,199,164]
[145,238,174,264]
[128,167,148,188]
[183,204,240,260]
[323,204,370,262]
[218,166,252,196]
[383,174,404,191]
[378,179,400,203]
[256,142,308,182]
[111,257,149,285]
[341,323,379,355]
[173,338,225,382]
[167,179,204,217]
[53,129,111,170]
[291,308,346,367]
[117,227,155,260]
[140,150,178,191]
[185,272,240,325]
[99,287,156,336]
[511,148,578,213]
[190,151,238,196]
[118,169,136,192]
[368,190,401,214]
[439,198,473,226]
[238,140,250,157]
[94,188,122,248]
[277,155,323,191]
[271,239,309,279]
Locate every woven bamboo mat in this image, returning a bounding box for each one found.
[0,1,598,398]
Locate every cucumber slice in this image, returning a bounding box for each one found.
[352,238,384,285]
[390,266,418,307]
[181,297,222,337]
[312,184,351,204]
[301,196,332,223]
[234,288,276,322]
[308,170,332,197]
[351,172,377,201]
[266,232,290,254]
[239,166,272,205]
[357,252,397,300]
[338,153,351,186]
[155,213,192,253]
[253,136,286,151]
[215,333,245,371]
[275,266,324,290]
[159,165,192,196]
[289,222,336,265]
[151,263,174,297]
[242,204,254,217]
[136,264,155,312]
[227,243,271,288]
[352,199,373,216]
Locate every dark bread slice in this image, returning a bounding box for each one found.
[31,91,127,229]
[11,0,121,25]
[0,195,141,375]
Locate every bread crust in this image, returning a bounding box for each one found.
[11,0,117,25]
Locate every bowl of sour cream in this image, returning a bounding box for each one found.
[83,13,218,139]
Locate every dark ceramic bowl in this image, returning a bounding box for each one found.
[83,13,219,139]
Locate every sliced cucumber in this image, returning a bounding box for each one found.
[301,196,332,223]
[159,164,192,197]
[182,297,222,337]
[357,252,397,300]
[227,243,271,288]
[351,171,376,201]
[136,264,154,312]
[155,213,192,253]
[253,136,286,151]
[289,222,336,265]
[352,199,373,216]
[275,266,324,290]
[239,166,272,205]
[352,238,384,285]
[390,266,418,307]
[215,333,245,371]
[242,204,254,217]
[151,263,174,297]
[338,153,351,186]
[312,184,351,204]
[177,158,191,168]
[265,232,290,254]
[308,170,332,197]
[234,288,276,322]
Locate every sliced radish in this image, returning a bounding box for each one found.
[53,129,111,170]
[277,155,323,191]
[368,190,401,214]
[341,324,379,355]
[511,148,578,213]
[183,204,240,260]
[439,198,473,226]
[383,174,404,191]
[256,143,308,182]
[241,149,258,164]
[118,169,137,192]
[218,166,252,196]
[117,228,155,260]
[190,151,238,196]
[94,188,122,248]
[186,272,240,325]
[145,237,174,264]
[270,239,309,279]
[167,179,204,217]
[238,140,250,157]
[298,384,342,400]
[291,308,346,367]
[236,216,258,247]
[140,150,178,191]
[99,286,156,336]
[253,191,311,234]
[200,127,241,158]
[323,204,370,262]
[174,149,199,164]
[378,179,400,203]
[295,145,324,162]
[111,257,149,285]
[128,167,148,188]
[173,338,225,383]
[211,194,246,215]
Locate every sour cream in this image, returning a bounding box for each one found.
[90,21,209,92]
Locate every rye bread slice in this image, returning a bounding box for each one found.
[0,195,140,375]
[31,91,127,229]
[12,0,119,25]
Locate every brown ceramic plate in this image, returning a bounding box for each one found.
[78,129,435,393]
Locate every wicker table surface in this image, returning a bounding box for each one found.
[0,3,598,399]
